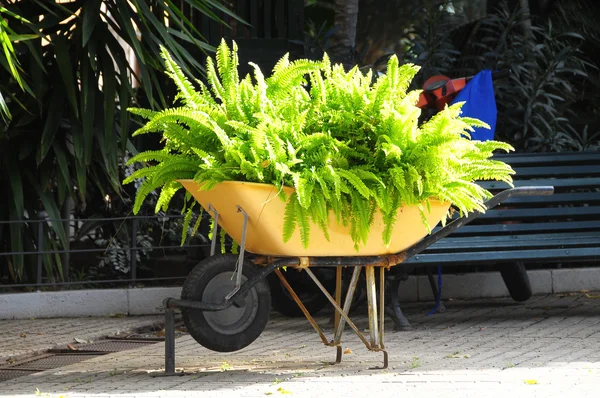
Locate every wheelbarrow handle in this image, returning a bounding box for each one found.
[402,186,554,261]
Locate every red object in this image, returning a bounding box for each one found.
[417,75,467,111]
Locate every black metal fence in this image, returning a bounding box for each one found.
[0,214,212,292]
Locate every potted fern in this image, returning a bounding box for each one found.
[124,40,514,256]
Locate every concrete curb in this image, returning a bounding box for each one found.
[0,287,182,320]
[1,268,598,319]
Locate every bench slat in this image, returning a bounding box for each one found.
[495,152,600,165]
[425,235,600,252]
[437,220,600,236]
[502,192,600,205]
[511,165,600,178]
[476,206,600,220]
[431,230,599,244]
[404,247,600,264]
[479,178,600,190]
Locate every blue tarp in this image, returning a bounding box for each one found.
[451,69,497,142]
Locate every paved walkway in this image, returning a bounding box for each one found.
[1,316,164,363]
[2,293,600,397]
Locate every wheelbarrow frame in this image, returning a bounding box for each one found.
[155,185,553,376]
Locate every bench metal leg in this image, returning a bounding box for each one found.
[386,277,412,331]
[426,266,445,313]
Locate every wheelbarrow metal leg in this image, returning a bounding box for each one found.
[274,269,330,346]
[335,346,343,364]
[165,307,176,374]
[365,266,380,348]
[334,267,343,332]
[151,306,187,377]
[379,268,389,369]
[333,266,362,345]
[365,266,389,369]
[304,268,372,350]
[379,267,385,348]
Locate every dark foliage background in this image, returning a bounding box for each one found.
[305,0,600,152]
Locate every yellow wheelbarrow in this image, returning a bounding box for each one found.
[156,180,554,375]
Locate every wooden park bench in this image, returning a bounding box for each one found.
[387,151,600,329]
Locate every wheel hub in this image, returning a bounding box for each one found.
[202,272,259,335]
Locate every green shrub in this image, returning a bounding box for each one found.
[125,40,514,250]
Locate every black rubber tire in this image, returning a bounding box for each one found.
[500,262,532,302]
[181,254,271,352]
[267,268,333,317]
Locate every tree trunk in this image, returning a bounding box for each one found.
[329,0,360,67]
[519,0,534,42]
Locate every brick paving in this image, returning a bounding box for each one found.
[1,293,600,397]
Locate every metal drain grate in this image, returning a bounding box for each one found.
[1,336,161,383]
[74,340,156,353]
[8,354,102,371]
[0,369,37,382]
[0,354,100,382]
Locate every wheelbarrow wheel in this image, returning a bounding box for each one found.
[181,254,271,352]
[500,262,532,302]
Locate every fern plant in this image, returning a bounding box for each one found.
[125,40,515,250]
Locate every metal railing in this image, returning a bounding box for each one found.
[0,214,213,292]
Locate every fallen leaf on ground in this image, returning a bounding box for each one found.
[585,293,600,299]
[19,333,27,338]
[66,344,79,351]
[74,338,88,344]
[277,387,292,394]
[343,348,352,354]
[523,379,539,385]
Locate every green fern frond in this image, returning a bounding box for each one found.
[311,189,330,241]
[337,169,372,199]
[294,171,315,209]
[215,38,231,90]
[123,166,159,185]
[205,57,226,101]
[128,107,157,120]
[267,59,323,96]
[295,196,311,248]
[155,181,181,213]
[272,53,290,74]
[282,192,298,243]
[181,204,195,246]
[160,46,201,106]
[381,193,401,246]
[126,150,175,165]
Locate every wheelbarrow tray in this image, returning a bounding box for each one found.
[179,179,450,257]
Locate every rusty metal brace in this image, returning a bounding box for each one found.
[302,267,388,369]
[225,206,248,301]
[207,204,219,256]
